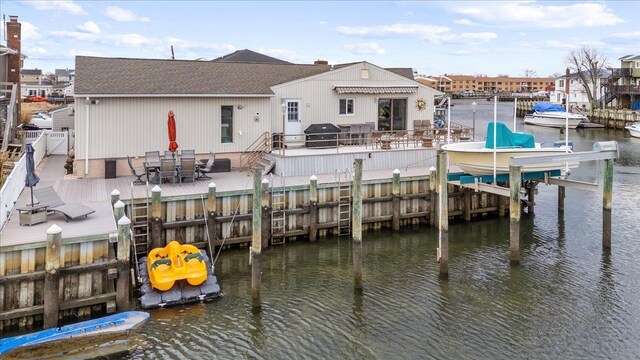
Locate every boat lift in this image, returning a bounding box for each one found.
[436,141,619,278]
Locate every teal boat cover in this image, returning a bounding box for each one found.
[485,123,535,149]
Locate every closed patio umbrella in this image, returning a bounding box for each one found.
[24,143,40,206]
[168,110,178,156]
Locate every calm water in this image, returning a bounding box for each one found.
[27,101,640,359]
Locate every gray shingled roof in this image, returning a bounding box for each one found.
[75,56,331,95]
[211,49,292,64]
[385,68,415,80]
[22,69,42,76]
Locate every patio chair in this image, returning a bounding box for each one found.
[127,156,146,185]
[196,153,214,180]
[393,130,408,148]
[412,130,425,147]
[145,151,160,163]
[366,131,383,149]
[33,186,95,222]
[159,158,177,183]
[180,149,195,159]
[164,150,175,159]
[179,158,196,183]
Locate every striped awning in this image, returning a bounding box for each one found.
[333,86,419,94]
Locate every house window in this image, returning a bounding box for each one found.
[558,79,564,88]
[360,69,369,79]
[636,61,640,68]
[221,105,233,143]
[339,99,354,115]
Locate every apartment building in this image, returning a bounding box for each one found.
[420,74,554,94]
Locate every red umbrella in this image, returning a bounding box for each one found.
[168,110,178,153]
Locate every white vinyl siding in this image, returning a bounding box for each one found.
[339,99,354,115]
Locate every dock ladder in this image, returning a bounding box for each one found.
[270,172,287,245]
[129,181,150,258]
[336,168,352,236]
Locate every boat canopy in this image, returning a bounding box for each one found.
[485,122,535,149]
[532,101,565,112]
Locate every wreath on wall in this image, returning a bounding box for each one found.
[415,97,427,111]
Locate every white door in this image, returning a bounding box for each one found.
[284,100,302,144]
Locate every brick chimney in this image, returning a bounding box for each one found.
[314,60,329,65]
[6,15,22,125]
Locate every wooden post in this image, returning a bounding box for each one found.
[251,168,262,307]
[509,165,522,264]
[429,166,436,226]
[603,159,613,249]
[437,150,448,278]
[463,189,471,221]
[352,159,363,289]
[150,185,162,251]
[558,185,565,212]
[207,182,217,251]
[261,178,271,248]
[309,175,318,243]
[527,183,535,214]
[113,200,125,222]
[392,168,401,231]
[116,216,131,311]
[44,224,62,329]
[498,195,506,217]
[110,189,120,206]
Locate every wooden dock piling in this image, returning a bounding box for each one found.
[251,168,262,307]
[429,166,436,226]
[43,225,62,329]
[463,189,472,221]
[527,183,535,214]
[436,150,448,278]
[110,189,120,205]
[309,175,318,242]
[392,169,401,231]
[116,216,131,311]
[509,166,522,264]
[603,159,613,249]
[150,185,162,251]
[352,159,363,289]
[558,186,565,212]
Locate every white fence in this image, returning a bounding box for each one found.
[0,131,47,229]
[46,131,69,155]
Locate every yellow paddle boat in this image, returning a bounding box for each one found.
[146,241,207,291]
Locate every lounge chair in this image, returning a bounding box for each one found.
[196,153,214,180]
[127,156,146,185]
[33,186,95,222]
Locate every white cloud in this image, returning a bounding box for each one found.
[257,47,305,62]
[603,31,640,45]
[23,0,85,15]
[77,21,101,34]
[337,23,450,37]
[344,42,386,55]
[542,39,605,50]
[453,19,477,26]
[166,37,236,53]
[456,1,624,28]
[50,30,98,42]
[104,6,150,22]
[20,22,41,41]
[437,32,497,45]
[26,47,47,55]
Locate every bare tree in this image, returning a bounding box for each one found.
[523,69,537,78]
[566,46,608,109]
[551,72,563,78]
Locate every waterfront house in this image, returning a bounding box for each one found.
[73,53,439,177]
[54,68,75,84]
[552,69,610,110]
[602,55,640,109]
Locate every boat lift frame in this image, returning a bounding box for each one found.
[437,141,619,278]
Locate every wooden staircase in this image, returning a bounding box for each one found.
[240,132,274,175]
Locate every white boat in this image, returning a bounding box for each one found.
[626,122,640,138]
[442,123,577,176]
[524,111,586,129]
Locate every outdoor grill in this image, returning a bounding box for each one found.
[303,123,341,148]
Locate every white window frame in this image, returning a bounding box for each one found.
[636,61,640,68]
[339,98,355,116]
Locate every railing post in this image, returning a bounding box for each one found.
[44,224,62,329]
[113,200,125,222]
[392,168,401,231]
[207,182,217,252]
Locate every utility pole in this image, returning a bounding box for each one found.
[170,45,175,60]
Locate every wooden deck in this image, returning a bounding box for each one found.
[0,154,436,249]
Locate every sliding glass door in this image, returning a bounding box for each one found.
[377,98,407,131]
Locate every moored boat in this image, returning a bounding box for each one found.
[524,102,586,129]
[626,122,640,138]
[442,123,577,176]
[147,240,208,291]
[0,311,149,355]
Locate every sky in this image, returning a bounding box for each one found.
[1,0,638,77]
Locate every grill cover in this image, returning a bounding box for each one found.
[304,123,341,148]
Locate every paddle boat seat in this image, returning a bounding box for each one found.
[147,241,208,291]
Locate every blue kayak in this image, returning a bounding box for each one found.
[0,311,149,355]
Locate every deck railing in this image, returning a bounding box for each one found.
[0,131,47,229]
[240,131,271,170]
